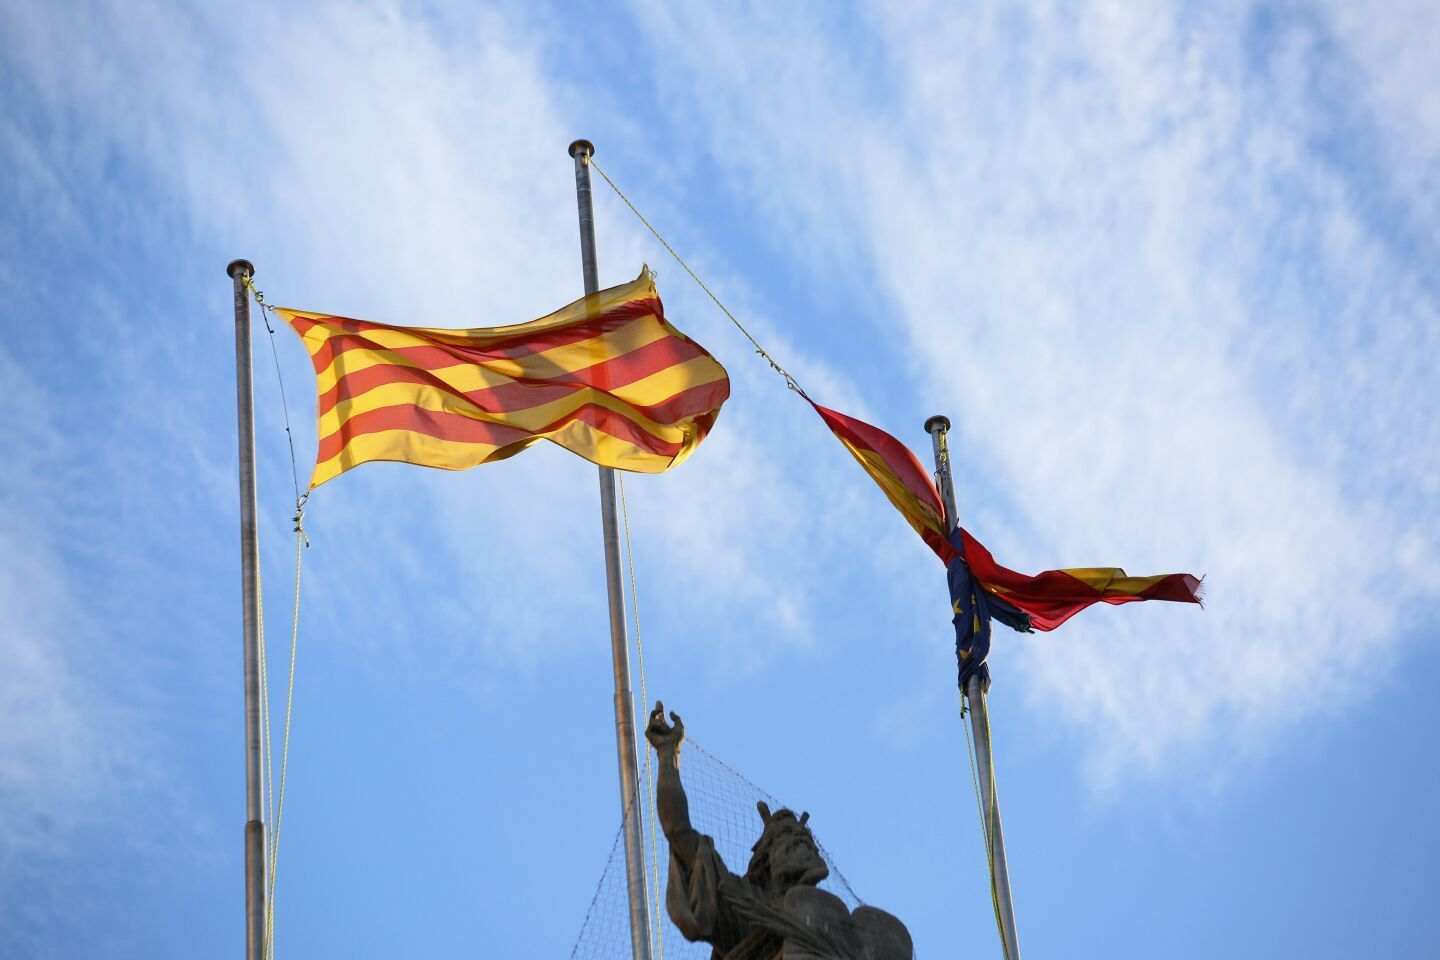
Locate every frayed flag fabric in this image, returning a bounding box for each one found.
[955,529,1203,632]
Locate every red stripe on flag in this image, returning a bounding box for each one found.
[536,403,684,458]
[628,379,732,426]
[316,405,533,463]
[317,331,712,417]
[1137,574,1204,604]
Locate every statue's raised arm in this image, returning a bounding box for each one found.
[644,701,701,864]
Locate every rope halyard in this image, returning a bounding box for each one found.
[983,686,1015,960]
[243,275,310,960]
[964,688,1011,960]
[588,158,811,402]
[264,513,305,960]
[617,476,665,960]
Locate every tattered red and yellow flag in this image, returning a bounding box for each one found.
[952,529,1202,632]
[812,402,1201,631]
[277,269,729,488]
[811,402,954,563]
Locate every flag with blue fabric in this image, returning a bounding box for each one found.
[947,527,1033,690]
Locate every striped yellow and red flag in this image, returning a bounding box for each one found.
[953,528,1202,631]
[277,269,729,488]
[813,402,1201,631]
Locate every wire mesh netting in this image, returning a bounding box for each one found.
[568,739,862,959]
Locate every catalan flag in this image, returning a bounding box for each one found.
[813,402,1202,644]
[811,403,954,563]
[277,269,729,488]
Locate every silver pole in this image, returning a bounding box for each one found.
[925,415,1022,960]
[228,258,266,960]
[569,139,653,960]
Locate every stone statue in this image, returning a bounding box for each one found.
[645,702,914,960]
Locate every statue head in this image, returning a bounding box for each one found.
[744,801,829,897]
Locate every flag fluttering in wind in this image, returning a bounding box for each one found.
[812,401,1202,682]
[278,268,729,488]
[811,402,954,562]
[951,527,1202,632]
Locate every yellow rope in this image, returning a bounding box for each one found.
[618,475,665,960]
[588,157,810,401]
[264,513,306,958]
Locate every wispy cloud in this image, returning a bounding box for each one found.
[6,3,1437,955]
[5,2,1434,888]
[0,489,112,859]
[0,346,161,959]
[621,0,1440,784]
[1,0,905,777]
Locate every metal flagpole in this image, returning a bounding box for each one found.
[228,258,267,960]
[568,139,654,960]
[925,414,1022,960]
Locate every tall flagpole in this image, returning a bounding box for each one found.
[925,415,1022,960]
[569,139,654,960]
[228,258,267,960]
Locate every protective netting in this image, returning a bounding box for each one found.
[569,739,862,959]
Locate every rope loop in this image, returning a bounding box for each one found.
[292,492,311,547]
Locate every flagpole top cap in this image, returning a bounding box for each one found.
[568,139,595,159]
[226,259,255,280]
[924,414,951,435]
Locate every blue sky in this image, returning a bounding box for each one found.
[2,1,1438,957]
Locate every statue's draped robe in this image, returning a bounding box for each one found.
[666,835,913,960]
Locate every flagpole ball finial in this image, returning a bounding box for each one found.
[568,139,595,160]
[226,259,255,280]
[924,414,951,436]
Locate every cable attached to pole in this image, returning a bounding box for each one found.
[588,158,811,402]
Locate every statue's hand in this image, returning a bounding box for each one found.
[645,701,685,753]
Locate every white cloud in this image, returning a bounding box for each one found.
[621,0,1440,784]
[1327,0,1440,229]
[0,519,109,854]
[4,0,908,699]
[18,2,1440,953]
[6,0,1434,845]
